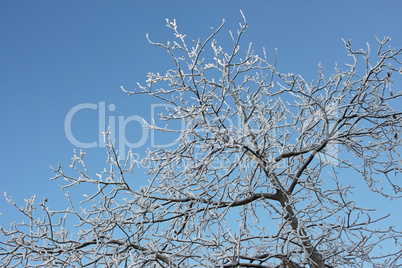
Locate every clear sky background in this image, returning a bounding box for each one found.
[1,0,401,252]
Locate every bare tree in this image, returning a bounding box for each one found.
[1,13,402,268]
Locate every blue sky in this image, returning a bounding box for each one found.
[0,0,401,247]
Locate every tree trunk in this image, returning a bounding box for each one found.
[279,193,324,268]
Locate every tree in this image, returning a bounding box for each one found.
[1,13,402,268]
